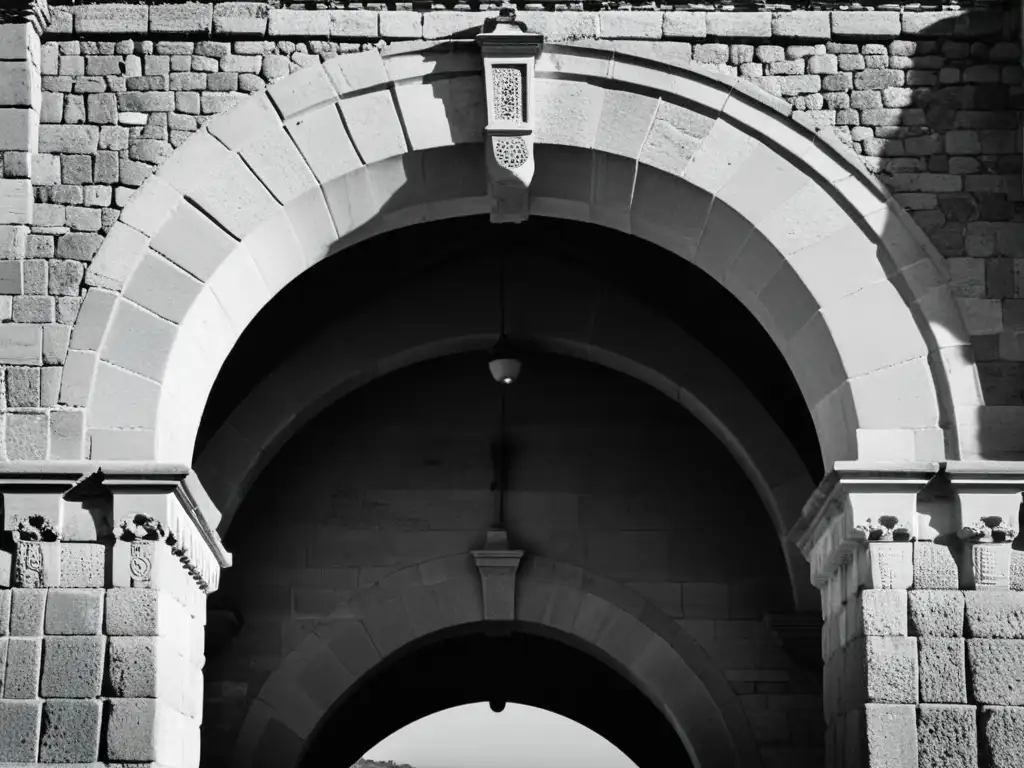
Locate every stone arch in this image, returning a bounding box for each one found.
[231,554,764,768]
[196,251,819,609]
[65,42,982,470]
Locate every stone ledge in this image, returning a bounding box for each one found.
[37,6,1018,43]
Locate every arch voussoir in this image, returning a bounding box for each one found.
[67,44,982,471]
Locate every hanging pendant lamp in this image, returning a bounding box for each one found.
[488,252,521,385]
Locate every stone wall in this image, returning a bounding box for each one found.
[0,4,1019,459]
[206,353,823,768]
[819,540,1024,768]
[0,481,213,765]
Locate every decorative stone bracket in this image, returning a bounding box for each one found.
[471,528,524,621]
[476,6,543,224]
[794,461,937,592]
[793,461,1024,596]
[0,461,231,594]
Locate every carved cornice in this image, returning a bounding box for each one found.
[0,461,230,593]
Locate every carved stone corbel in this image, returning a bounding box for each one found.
[472,528,524,621]
[476,6,543,224]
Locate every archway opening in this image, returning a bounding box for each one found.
[299,623,693,768]
[358,702,639,768]
[195,216,822,481]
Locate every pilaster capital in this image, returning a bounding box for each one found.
[794,461,939,589]
[943,460,1024,540]
[0,0,50,34]
[0,461,230,593]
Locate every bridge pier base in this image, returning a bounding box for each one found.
[797,461,1024,768]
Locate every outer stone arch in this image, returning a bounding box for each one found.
[232,554,764,768]
[195,251,819,610]
[65,41,983,470]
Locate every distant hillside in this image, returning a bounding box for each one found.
[351,760,416,768]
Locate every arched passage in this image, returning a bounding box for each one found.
[65,42,983,472]
[194,244,818,609]
[230,555,764,768]
[299,626,691,768]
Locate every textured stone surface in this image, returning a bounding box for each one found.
[965,592,1024,638]
[0,699,41,762]
[866,637,918,703]
[865,703,918,767]
[40,636,105,697]
[39,698,102,762]
[861,589,908,636]
[917,704,978,768]
[980,705,1024,768]
[43,589,103,635]
[913,542,960,590]
[909,590,965,637]
[918,638,967,704]
[968,640,1024,705]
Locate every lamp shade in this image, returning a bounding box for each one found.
[488,335,522,384]
[488,356,522,385]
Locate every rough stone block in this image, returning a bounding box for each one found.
[914,543,959,589]
[6,413,48,460]
[59,543,105,588]
[968,640,1024,705]
[150,2,212,34]
[422,11,489,40]
[664,12,706,39]
[773,11,830,40]
[40,636,105,697]
[38,125,99,154]
[0,324,41,365]
[105,698,178,763]
[214,3,269,36]
[0,699,41,762]
[74,4,148,34]
[105,588,166,636]
[919,638,967,703]
[4,637,41,698]
[0,178,32,222]
[865,703,917,766]
[706,12,770,39]
[599,11,663,40]
[965,592,1024,638]
[866,636,918,703]
[980,705,1024,768]
[918,704,978,768]
[832,11,900,38]
[10,588,45,636]
[909,590,964,637]
[39,699,101,762]
[861,589,908,635]
[107,636,181,700]
[44,589,103,635]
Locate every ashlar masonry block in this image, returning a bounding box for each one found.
[105,697,183,763]
[40,635,105,698]
[918,704,978,768]
[0,699,41,762]
[39,698,102,763]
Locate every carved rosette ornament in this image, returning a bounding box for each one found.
[476,5,543,224]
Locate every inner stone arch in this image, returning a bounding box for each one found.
[298,623,693,768]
